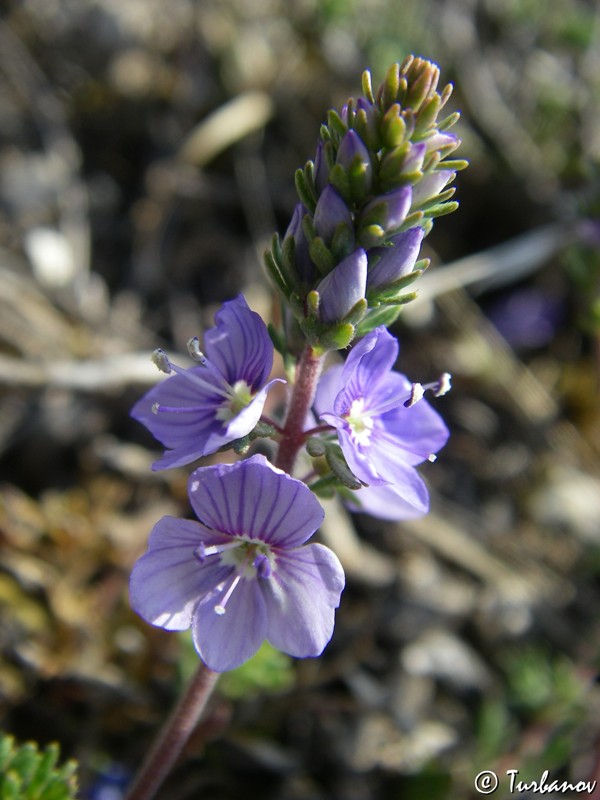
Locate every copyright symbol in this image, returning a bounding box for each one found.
[474,770,499,794]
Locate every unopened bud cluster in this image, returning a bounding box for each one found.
[265,55,467,352]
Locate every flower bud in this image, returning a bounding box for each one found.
[314,185,354,247]
[359,186,412,246]
[367,227,424,289]
[336,130,373,199]
[283,203,314,283]
[317,248,367,323]
[411,170,455,208]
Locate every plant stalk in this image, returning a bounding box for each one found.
[125,663,219,800]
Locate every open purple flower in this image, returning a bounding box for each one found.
[131,295,283,470]
[129,455,345,672]
[314,327,449,518]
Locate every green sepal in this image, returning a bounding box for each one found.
[295,167,316,211]
[329,163,351,203]
[343,297,368,326]
[326,108,347,139]
[330,221,355,262]
[358,223,386,249]
[306,289,320,318]
[316,321,356,351]
[354,105,381,152]
[309,236,336,275]
[424,200,459,219]
[361,68,375,104]
[267,322,287,357]
[437,111,460,131]
[381,62,400,109]
[326,446,363,490]
[366,270,424,303]
[380,104,406,149]
[405,64,437,112]
[399,210,425,230]
[379,141,410,184]
[264,247,291,299]
[309,474,338,498]
[414,91,442,135]
[306,437,327,457]
[438,158,469,171]
[416,186,456,211]
[230,420,277,454]
[356,304,403,336]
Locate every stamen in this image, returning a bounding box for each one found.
[194,540,240,563]
[151,349,172,374]
[433,372,452,396]
[254,552,272,579]
[214,574,241,615]
[162,357,231,400]
[154,402,211,414]
[404,383,425,408]
[187,337,204,361]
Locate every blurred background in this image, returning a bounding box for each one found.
[1,0,600,798]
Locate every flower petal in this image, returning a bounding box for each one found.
[345,480,430,520]
[203,295,274,389]
[129,516,234,631]
[192,577,268,671]
[188,455,324,548]
[334,327,398,414]
[262,543,345,658]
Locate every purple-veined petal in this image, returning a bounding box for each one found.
[345,480,430,520]
[188,455,324,548]
[367,227,424,289]
[333,327,398,413]
[218,378,285,443]
[317,248,367,323]
[314,364,344,417]
[262,543,345,657]
[203,295,274,389]
[192,577,268,671]
[129,517,234,631]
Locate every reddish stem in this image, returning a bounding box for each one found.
[125,663,219,800]
[275,344,325,474]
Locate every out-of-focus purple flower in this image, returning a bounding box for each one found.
[131,295,283,470]
[317,248,367,322]
[130,455,345,672]
[314,327,449,518]
[360,186,412,236]
[283,203,314,284]
[411,170,454,207]
[486,286,564,349]
[314,185,354,246]
[367,227,424,289]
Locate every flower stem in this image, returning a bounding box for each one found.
[125,663,219,800]
[275,344,325,474]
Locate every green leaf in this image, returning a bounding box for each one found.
[355,305,403,336]
[308,237,336,275]
[295,167,315,210]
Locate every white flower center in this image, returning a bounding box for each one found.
[215,379,254,425]
[345,397,374,445]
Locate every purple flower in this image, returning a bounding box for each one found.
[314,327,449,518]
[367,227,424,289]
[129,455,345,672]
[131,295,283,470]
[317,248,367,322]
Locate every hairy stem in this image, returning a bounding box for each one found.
[275,344,325,474]
[125,663,219,800]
